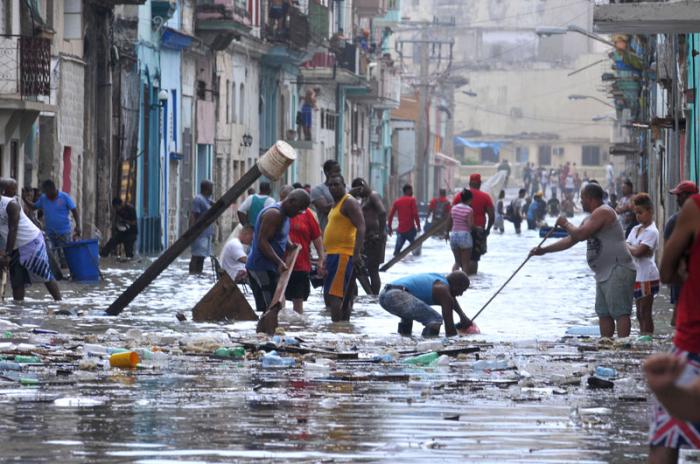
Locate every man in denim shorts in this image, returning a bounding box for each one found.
[379,271,471,337]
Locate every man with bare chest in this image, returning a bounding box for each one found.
[351,178,387,294]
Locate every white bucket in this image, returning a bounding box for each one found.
[257,141,297,180]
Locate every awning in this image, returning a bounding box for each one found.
[453,137,505,154]
[161,27,195,50]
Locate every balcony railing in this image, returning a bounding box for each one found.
[265,7,310,49]
[0,36,50,98]
[355,0,388,17]
[196,0,252,31]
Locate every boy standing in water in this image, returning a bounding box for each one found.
[626,193,659,335]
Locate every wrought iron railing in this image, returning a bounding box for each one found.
[0,35,50,98]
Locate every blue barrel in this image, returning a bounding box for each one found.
[62,239,101,282]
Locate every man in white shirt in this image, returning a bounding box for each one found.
[219,225,253,282]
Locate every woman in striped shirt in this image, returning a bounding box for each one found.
[447,189,474,273]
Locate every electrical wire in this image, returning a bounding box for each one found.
[455,100,610,126]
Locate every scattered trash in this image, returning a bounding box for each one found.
[594,366,617,379]
[565,326,601,337]
[587,376,614,389]
[403,352,439,366]
[261,351,295,368]
[54,397,106,408]
[372,353,394,363]
[109,351,140,369]
[272,335,300,346]
[213,346,245,359]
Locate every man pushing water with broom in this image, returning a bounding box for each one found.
[529,183,636,338]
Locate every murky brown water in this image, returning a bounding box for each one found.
[0,215,671,462]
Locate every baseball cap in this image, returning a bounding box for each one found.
[469,173,481,183]
[670,181,699,195]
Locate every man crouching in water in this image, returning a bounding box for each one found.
[379,271,471,337]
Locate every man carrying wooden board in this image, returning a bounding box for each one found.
[246,189,310,313]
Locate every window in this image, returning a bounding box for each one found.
[582,145,601,166]
[515,146,529,163]
[320,108,325,129]
[553,147,565,157]
[64,0,82,40]
[538,145,552,166]
[480,147,498,164]
[10,140,18,180]
[62,146,71,193]
[225,79,230,124]
[231,81,237,123]
[239,83,245,126]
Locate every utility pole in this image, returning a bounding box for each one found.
[395,17,455,205]
[416,29,430,204]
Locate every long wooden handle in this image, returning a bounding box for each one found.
[380,216,450,272]
[469,226,560,323]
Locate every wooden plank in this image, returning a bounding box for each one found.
[256,246,300,335]
[192,273,258,322]
[106,165,263,316]
[379,217,450,272]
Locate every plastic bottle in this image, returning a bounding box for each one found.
[261,351,295,368]
[595,366,617,379]
[214,346,245,359]
[272,336,300,346]
[472,359,509,371]
[14,355,41,364]
[372,354,394,363]
[0,360,22,371]
[83,344,108,355]
[403,352,439,366]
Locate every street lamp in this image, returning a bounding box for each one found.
[591,114,617,122]
[568,94,614,109]
[535,25,615,47]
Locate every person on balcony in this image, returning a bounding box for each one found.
[269,0,290,35]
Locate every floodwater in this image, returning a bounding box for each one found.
[0,215,672,463]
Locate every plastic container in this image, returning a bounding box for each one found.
[0,360,22,371]
[14,355,41,364]
[595,366,617,379]
[261,351,295,368]
[62,239,100,282]
[109,351,140,369]
[213,347,245,359]
[472,359,509,371]
[372,354,394,363]
[272,336,300,346]
[403,352,439,366]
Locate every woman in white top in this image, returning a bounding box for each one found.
[626,193,660,335]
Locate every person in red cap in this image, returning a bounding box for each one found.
[664,180,699,326]
[452,173,494,274]
[650,187,700,461]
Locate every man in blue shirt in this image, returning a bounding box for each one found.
[189,180,215,275]
[379,271,471,337]
[32,180,80,267]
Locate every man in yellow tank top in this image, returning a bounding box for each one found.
[323,175,366,322]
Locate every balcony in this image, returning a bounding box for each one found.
[196,0,252,48]
[594,0,700,34]
[0,36,51,99]
[308,1,330,43]
[265,7,310,50]
[355,0,388,18]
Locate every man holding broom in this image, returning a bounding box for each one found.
[529,183,635,338]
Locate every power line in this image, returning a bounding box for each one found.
[455,100,610,126]
[450,0,594,28]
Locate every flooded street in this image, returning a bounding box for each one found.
[0,215,671,463]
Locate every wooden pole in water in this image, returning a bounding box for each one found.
[106,142,297,316]
[379,217,450,272]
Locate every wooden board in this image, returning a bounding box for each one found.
[191,273,258,322]
[379,216,450,272]
[256,246,300,335]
